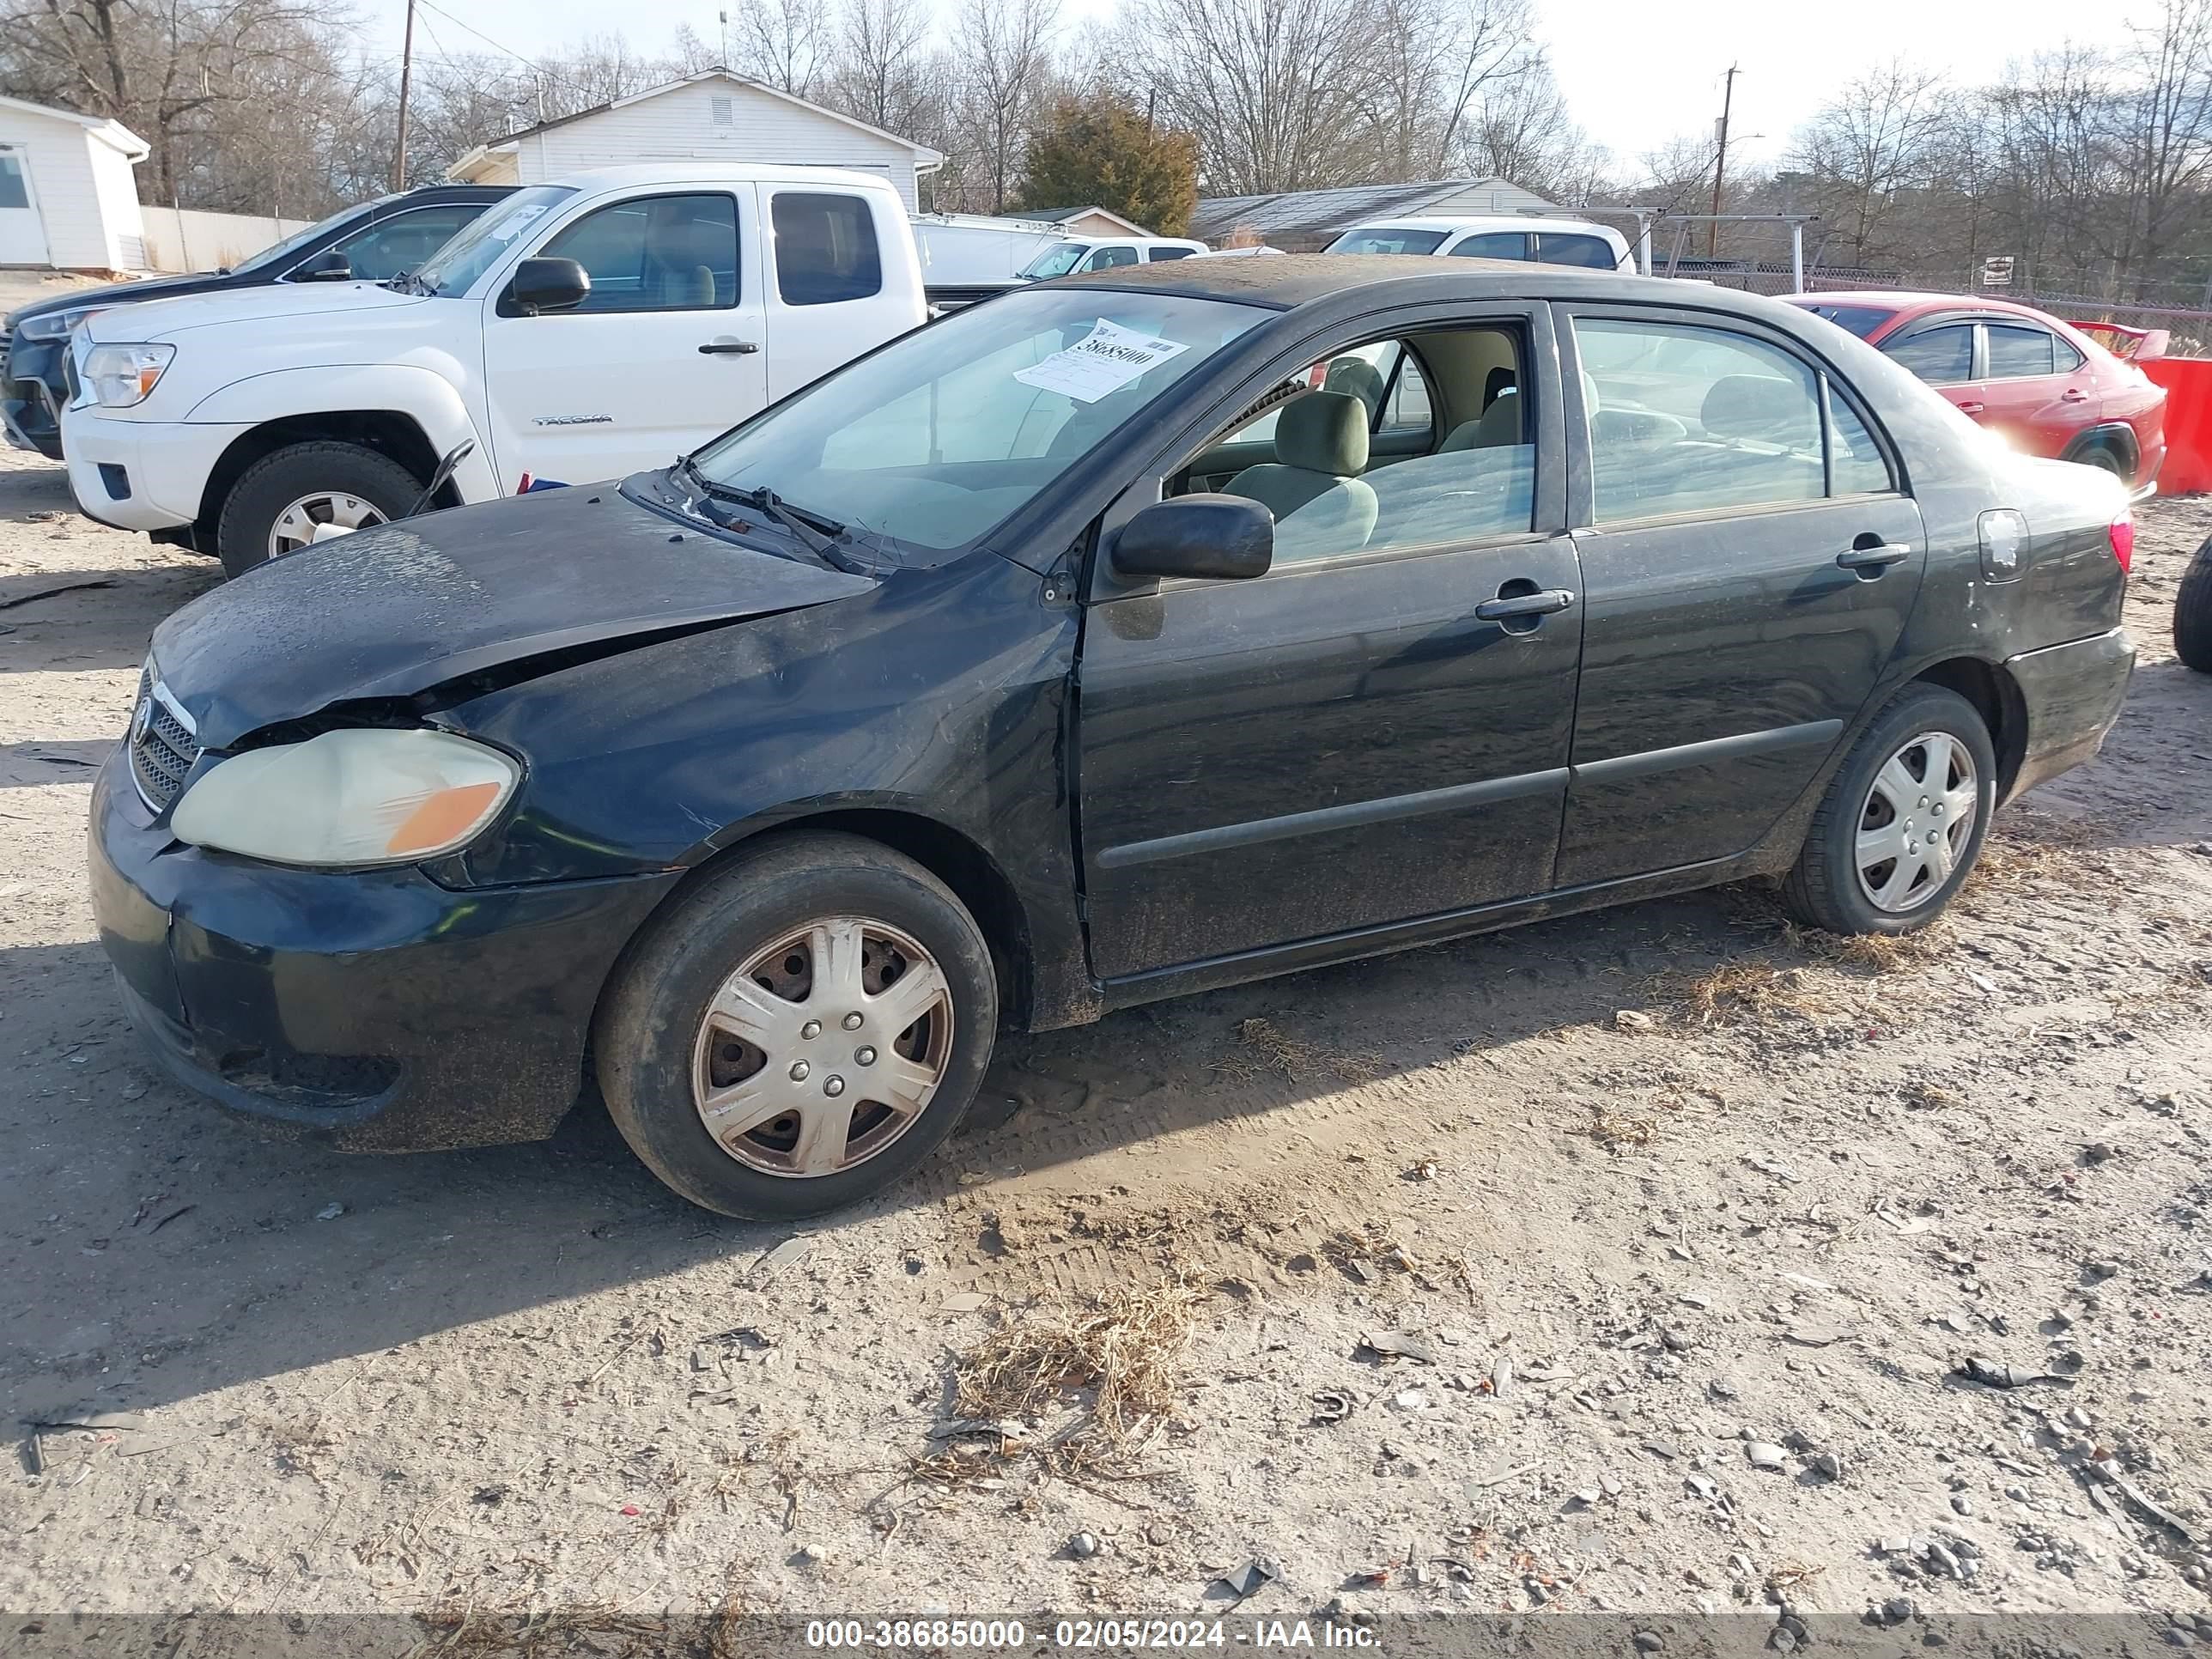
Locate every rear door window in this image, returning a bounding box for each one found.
[1147,246,1195,262]
[1883,324,1973,386]
[1536,233,1618,270]
[1451,232,1529,260]
[1084,246,1139,270]
[1985,323,2057,380]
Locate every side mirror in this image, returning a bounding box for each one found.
[295,250,352,282]
[507,257,590,315]
[1110,494,1273,581]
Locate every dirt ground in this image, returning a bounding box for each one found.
[3,442,2210,1639]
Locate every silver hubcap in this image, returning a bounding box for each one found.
[1856,730,1977,912]
[269,492,386,558]
[690,916,952,1179]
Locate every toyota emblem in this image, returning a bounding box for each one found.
[131,694,153,746]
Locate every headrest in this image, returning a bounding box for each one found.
[1278,391,1370,477]
[1441,388,1521,452]
[1590,406,1686,449]
[1323,357,1386,417]
[1701,374,1814,444]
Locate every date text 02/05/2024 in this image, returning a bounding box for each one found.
[802,1619,1381,1650]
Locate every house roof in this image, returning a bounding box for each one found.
[0,93,148,161]
[1020,204,1150,236]
[1191,179,1536,244]
[467,70,943,167]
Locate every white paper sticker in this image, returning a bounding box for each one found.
[1013,319,1190,404]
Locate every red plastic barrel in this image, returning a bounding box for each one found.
[2145,357,2212,494]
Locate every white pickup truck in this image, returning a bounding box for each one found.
[62,163,927,575]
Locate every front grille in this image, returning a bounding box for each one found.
[129,664,202,812]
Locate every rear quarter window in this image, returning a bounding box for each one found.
[772,192,884,306]
[1536,233,1619,270]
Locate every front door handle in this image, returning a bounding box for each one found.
[1474,586,1577,623]
[699,339,760,355]
[1836,541,1911,572]
[1954,399,1986,416]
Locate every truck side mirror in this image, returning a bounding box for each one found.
[505,258,591,316]
[295,250,352,282]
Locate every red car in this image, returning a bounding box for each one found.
[1784,291,2166,495]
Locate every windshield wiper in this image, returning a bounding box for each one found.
[673,459,868,574]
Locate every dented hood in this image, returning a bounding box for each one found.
[151,483,874,748]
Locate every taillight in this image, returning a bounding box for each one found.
[2109,515,2134,574]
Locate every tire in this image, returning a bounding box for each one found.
[594,832,999,1219]
[1780,684,1997,936]
[2177,534,2212,674]
[214,440,423,580]
[2075,442,2127,480]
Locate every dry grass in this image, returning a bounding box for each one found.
[419,1595,745,1658]
[1577,1103,1662,1148]
[950,1275,1200,1477]
[1229,1016,1383,1084]
[1669,961,1838,1024]
[1805,922,1957,973]
[1971,814,2100,894]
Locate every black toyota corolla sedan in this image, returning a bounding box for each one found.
[91,257,2137,1218]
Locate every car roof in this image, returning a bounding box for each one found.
[1057,251,1680,310]
[545,162,900,194]
[1788,289,2081,327]
[1343,216,1624,238]
[399,183,514,202]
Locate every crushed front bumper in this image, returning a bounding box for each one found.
[89,754,683,1152]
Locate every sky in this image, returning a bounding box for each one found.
[371,0,2105,171]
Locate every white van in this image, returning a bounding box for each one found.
[1326,216,1635,273]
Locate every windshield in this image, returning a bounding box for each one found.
[230,198,392,276]
[686,288,1269,556]
[413,185,578,296]
[1327,227,1449,255]
[1018,243,1089,279]
[1796,303,1898,340]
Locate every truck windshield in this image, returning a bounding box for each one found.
[685,287,1269,556]
[1018,243,1088,279]
[413,185,579,297]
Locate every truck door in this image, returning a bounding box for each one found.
[480,189,769,489]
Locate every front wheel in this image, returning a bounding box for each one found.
[1781,684,1997,935]
[214,440,422,580]
[2177,534,2212,673]
[595,833,1000,1219]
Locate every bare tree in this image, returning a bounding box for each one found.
[1787,58,1948,262]
[732,0,829,96]
[825,0,931,132]
[950,0,1058,210]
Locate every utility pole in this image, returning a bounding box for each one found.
[392,0,416,192]
[1708,63,1736,259]
[719,9,729,68]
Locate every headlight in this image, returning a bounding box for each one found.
[82,343,175,407]
[171,728,520,867]
[18,306,105,342]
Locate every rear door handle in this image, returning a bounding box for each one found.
[1836,542,1911,571]
[1474,587,1577,622]
[699,339,759,355]
[2060,386,2090,403]
[1954,399,1986,416]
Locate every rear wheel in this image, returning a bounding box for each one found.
[214,440,422,580]
[2075,443,2128,481]
[595,833,999,1219]
[2177,534,2212,674]
[1781,684,1996,934]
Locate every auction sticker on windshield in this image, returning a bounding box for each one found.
[1014,319,1190,404]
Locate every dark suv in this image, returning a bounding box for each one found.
[3,183,510,460]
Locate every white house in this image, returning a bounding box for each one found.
[449,70,945,211]
[0,94,148,271]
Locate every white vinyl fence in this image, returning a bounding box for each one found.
[137,205,312,273]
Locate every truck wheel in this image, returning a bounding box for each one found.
[594,832,1000,1220]
[214,441,423,580]
[2178,534,2212,674]
[1780,684,1997,936]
